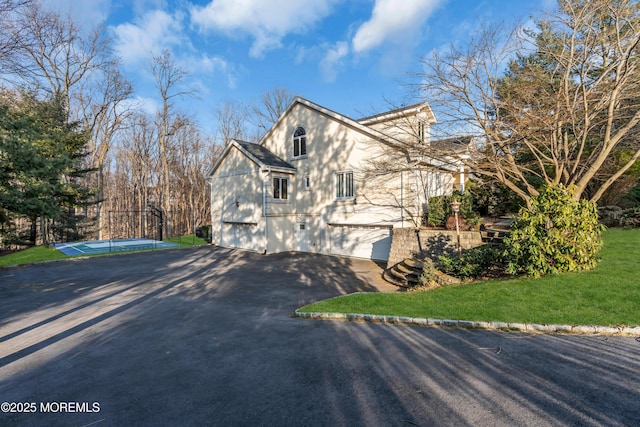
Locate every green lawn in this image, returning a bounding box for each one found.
[164,234,208,247]
[0,245,68,267]
[0,234,207,268]
[299,228,640,327]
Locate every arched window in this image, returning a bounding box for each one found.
[293,127,307,158]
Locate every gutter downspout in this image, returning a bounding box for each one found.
[401,170,404,228]
[263,167,269,253]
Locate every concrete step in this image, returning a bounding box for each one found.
[382,269,410,288]
[389,267,418,283]
[403,258,424,269]
[396,262,419,275]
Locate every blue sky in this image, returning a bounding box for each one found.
[43,0,553,136]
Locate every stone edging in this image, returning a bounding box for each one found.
[293,310,640,336]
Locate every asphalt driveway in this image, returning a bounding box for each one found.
[1,246,639,426]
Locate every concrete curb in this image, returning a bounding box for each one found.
[293,310,640,336]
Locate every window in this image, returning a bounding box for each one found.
[417,122,429,143]
[273,177,288,200]
[293,127,307,158]
[335,171,354,199]
[304,174,310,190]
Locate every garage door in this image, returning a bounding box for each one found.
[223,223,256,250]
[329,225,392,261]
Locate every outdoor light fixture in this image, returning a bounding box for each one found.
[235,199,240,208]
[450,200,462,256]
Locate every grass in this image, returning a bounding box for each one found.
[0,245,68,267]
[164,234,208,247]
[299,228,640,327]
[0,234,207,268]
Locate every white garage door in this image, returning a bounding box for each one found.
[329,225,392,261]
[223,223,256,250]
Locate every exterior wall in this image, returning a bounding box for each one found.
[366,113,431,144]
[208,100,460,261]
[386,228,484,269]
[262,103,418,230]
[209,147,264,249]
[266,215,293,253]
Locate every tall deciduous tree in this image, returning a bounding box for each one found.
[2,2,115,119]
[413,0,640,206]
[214,99,250,145]
[151,49,193,224]
[0,0,32,61]
[250,86,296,138]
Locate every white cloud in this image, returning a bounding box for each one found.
[352,0,443,53]
[319,41,349,82]
[111,9,189,68]
[120,96,160,116]
[190,0,340,58]
[186,53,240,89]
[41,0,112,29]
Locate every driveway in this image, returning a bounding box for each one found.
[0,246,639,426]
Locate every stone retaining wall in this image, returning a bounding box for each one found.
[387,228,484,269]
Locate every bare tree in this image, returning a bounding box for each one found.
[214,98,251,144]
[75,63,133,238]
[102,113,159,239]
[250,86,296,138]
[151,49,194,222]
[171,119,216,233]
[103,110,218,239]
[411,0,640,206]
[3,2,116,119]
[0,0,32,62]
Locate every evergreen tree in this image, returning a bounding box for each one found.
[0,93,95,246]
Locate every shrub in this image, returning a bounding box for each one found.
[426,195,448,227]
[620,207,640,227]
[436,244,505,280]
[427,191,480,228]
[504,184,603,277]
[418,258,439,287]
[598,206,623,227]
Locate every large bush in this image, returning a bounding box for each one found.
[504,184,603,277]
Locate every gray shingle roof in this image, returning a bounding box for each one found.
[236,140,295,171]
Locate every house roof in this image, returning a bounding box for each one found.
[258,97,415,149]
[430,135,474,152]
[206,139,295,179]
[206,97,464,179]
[235,140,295,170]
[357,102,437,126]
[410,136,475,172]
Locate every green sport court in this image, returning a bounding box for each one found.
[53,238,179,256]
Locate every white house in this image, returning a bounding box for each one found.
[206,97,467,261]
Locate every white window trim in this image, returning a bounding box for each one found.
[292,127,307,159]
[335,171,355,200]
[272,175,290,202]
[418,121,430,144]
